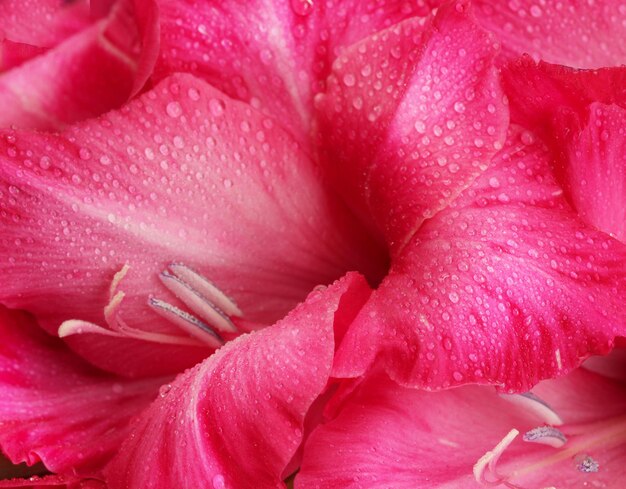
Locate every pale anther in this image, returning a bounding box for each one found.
[148,298,224,349]
[159,269,238,333]
[523,426,567,448]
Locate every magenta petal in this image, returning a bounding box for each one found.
[502,60,626,242]
[502,58,626,131]
[0,1,152,130]
[106,273,368,489]
[0,41,48,72]
[472,0,626,68]
[296,373,543,488]
[316,0,508,252]
[0,72,382,377]
[0,306,161,476]
[554,103,626,242]
[154,0,430,140]
[0,0,90,48]
[0,475,104,489]
[298,369,626,488]
[333,126,626,391]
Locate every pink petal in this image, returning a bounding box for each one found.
[295,373,549,488]
[154,0,431,140]
[553,103,626,242]
[333,126,626,391]
[583,348,626,384]
[472,0,626,68]
[0,41,47,72]
[502,60,626,243]
[0,0,90,48]
[502,58,626,131]
[106,273,368,489]
[0,73,384,377]
[0,306,162,476]
[0,0,157,130]
[315,0,508,253]
[0,474,104,489]
[299,368,626,488]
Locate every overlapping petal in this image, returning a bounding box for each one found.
[333,126,626,391]
[298,366,626,488]
[0,475,104,489]
[0,72,384,376]
[316,0,508,252]
[472,0,626,68]
[0,0,158,129]
[106,273,370,489]
[153,0,432,140]
[0,306,162,477]
[0,0,90,49]
[502,58,626,130]
[503,59,626,242]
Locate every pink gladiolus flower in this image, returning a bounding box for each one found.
[0,0,625,487]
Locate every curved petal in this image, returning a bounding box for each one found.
[0,474,104,488]
[502,58,626,131]
[472,0,626,68]
[0,0,158,130]
[315,0,508,253]
[502,59,626,242]
[552,103,626,242]
[0,306,162,477]
[0,41,47,73]
[297,369,626,489]
[106,273,368,489]
[333,126,626,391]
[0,72,384,377]
[0,0,90,48]
[153,0,431,140]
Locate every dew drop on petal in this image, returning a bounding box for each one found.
[166,101,182,118]
[291,0,313,16]
[212,474,226,489]
[209,99,226,117]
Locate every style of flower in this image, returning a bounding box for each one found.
[0,0,625,488]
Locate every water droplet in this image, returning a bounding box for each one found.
[79,148,92,160]
[39,156,51,170]
[223,179,233,189]
[453,101,465,113]
[166,101,182,118]
[342,73,356,87]
[209,99,226,117]
[529,5,542,17]
[159,384,172,397]
[188,87,200,101]
[414,120,426,134]
[291,0,313,16]
[453,371,463,382]
[212,474,226,489]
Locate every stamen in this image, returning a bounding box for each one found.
[473,429,519,486]
[523,426,567,448]
[59,318,204,346]
[168,263,243,317]
[159,270,238,333]
[148,298,225,349]
[500,392,564,426]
